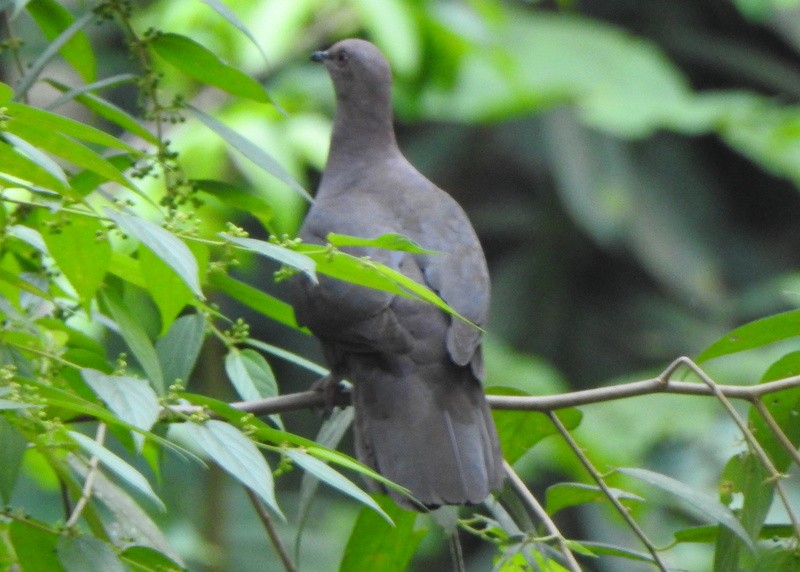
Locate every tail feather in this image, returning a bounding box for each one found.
[352,364,504,508]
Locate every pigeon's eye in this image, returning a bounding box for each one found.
[335,50,349,66]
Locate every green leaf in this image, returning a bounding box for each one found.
[4,119,133,189]
[200,0,270,65]
[224,348,277,401]
[26,0,95,82]
[41,214,111,309]
[545,482,643,516]
[181,392,403,493]
[10,518,65,572]
[208,272,302,330]
[245,338,326,375]
[100,289,165,394]
[168,419,283,518]
[0,81,12,102]
[0,139,70,192]
[326,232,440,254]
[696,309,800,362]
[189,106,312,201]
[489,387,582,464]
[14,10,94,98]
[572,542,654,563]
[139,245,194,333]
[81,368,160,451]
[106,210,203,299]
[119,546,186,572]
[68,430,165,511]
[193,179,273,228]
[0,416,27,503]
[57,535,127,572]
[150,33,270,103]
[617,467,754,550]
[221,234,317,282]
[339,494,426,572]
[156,313,206,386]
[351,0,420,77]
[285,448,392,523]
[5,102,137,152]
[69,154,137,197]
[47,79,158,144]
[0,267,52,300]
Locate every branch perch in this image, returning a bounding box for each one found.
[165,356,800,418]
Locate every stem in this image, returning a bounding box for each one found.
[504,460,582,572]
[66,423,107,527]
[245,487,297,572]
[548,412,669,571]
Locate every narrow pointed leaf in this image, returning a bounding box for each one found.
[0,139,69,191]
[68,430,165,511]
[26,0,95,82]
[209,271,301,330]
[150,33,270,102]
[327,232,439,254]
[101,290,165,394]
[697,309,800,362]
[106,210,203,299]
[618,467,753,550]
[168,419,283,518]
[190,105,312,201]
[221,234,317,282]
[14,10,94,97]
[285,448,392,523]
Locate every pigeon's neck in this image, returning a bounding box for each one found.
[327,95,400,165]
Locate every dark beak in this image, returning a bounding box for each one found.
[310,50,328,63]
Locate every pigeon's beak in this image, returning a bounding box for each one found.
[310,50,329,63]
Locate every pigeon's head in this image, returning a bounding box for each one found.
[311,39,393,104]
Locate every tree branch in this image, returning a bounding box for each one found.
[164,356,800,419]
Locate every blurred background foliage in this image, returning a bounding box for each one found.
[4,0,800,570]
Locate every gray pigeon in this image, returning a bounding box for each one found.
[290,38,504,508]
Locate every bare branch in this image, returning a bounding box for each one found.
[160,357,800,419]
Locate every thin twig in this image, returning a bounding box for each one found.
[245,487,297,572]
[66,423,106,527]
[669,358,800,540]
[503,460,582,572]
[751,398,800,471]
[547,412,669,571]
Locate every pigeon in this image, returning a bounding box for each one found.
[290,38,504,508]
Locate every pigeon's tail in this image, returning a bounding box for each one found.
[351,362,504,508]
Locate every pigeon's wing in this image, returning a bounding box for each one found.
[418,190,490,375]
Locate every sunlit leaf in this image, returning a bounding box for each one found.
[42,214,111,309]
[208,272,302,330]
[150,33,270,103]
[327,232,439,254]
[10,518,64,572]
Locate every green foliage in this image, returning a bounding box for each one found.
[1,1,800,571]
